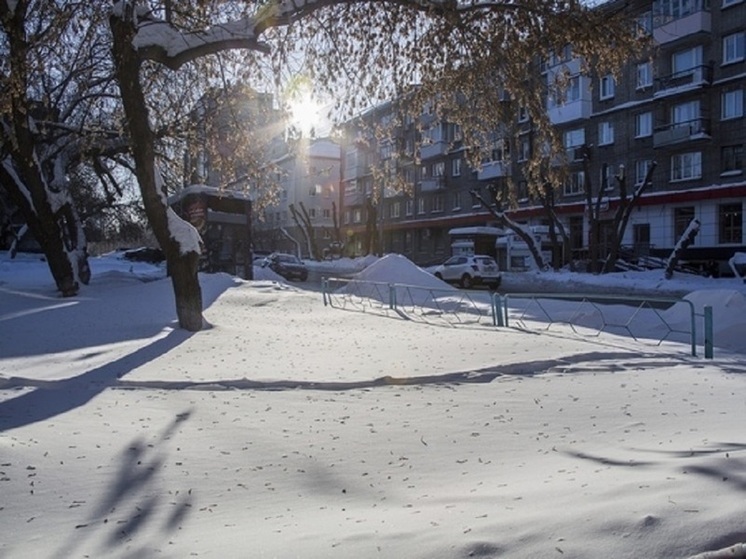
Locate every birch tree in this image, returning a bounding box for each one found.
[108,0,644,331]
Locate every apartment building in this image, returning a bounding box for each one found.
[254,138,342,258]
[340,0,746,271]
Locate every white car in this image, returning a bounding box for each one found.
[432,255,502,289]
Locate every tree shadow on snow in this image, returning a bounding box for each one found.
[49,410,195,559]
[0,327,192,432]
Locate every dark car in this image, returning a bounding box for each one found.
[262,252,308,281]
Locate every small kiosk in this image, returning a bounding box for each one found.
[169,185,253,279]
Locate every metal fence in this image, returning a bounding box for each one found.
[322,278,715,358]
[322,277,497,327]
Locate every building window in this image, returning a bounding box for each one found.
[674,206,696,242]
[654,0,703,20]
[722,89,744,120]
[599,74,615,99]
[636,61,653,89]
[723,32,745,65]
[518,106,529,122]
[722,145,744,173]
[671,152,702,181]
[636,11,653,33]
[452,158,462,177]
[405,199,414,216]
[723,0,743,7]
[488,138,510,162]
[518,137,530,161]
[635,112,653,137]
[344,210,351,224]
[433,161,445,177]
[322,208,331,219]
[672,46,702,77]
[417,197,426,214]
[600,163,615,191]
[549,75,581,108]
[451,192,461,210]
[432,194,444,213]
[636,159,654,185]
[353,208,362,223]
[599,122,614,145]
[719,203,743,244]
[564,170,585,196]
[672,100,700,126]
[633,223,651,252]
[517,180,529,201]
[390,201,401,218]
[564,128,585,158]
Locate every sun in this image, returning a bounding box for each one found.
[287,91,325,137]
[287,92,323,136]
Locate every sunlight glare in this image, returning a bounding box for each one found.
[287,92,323,137]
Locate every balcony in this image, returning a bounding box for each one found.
[477,161,508,181]
[655,64,712,95]
[419,177,445,192]
[343,189,367,206]
[342,162,371,181]
[420,140,449,160]
[653,118,711,148]
[547,98,592,125]
[653,7,710,44]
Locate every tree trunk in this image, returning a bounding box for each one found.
[665,218,700,280]
[603,161,657,273]
[471,188,547,270]
[582,146,603,274]
[169,251,203,328]
[111,9,203,331]
[1,3,89,296]
[364,197,378,256]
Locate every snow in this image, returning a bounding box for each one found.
[166,207,203,255]
[1,250,746,559]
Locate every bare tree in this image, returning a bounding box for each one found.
[470,187,547,271]
[602,161,657,273]
[109,0,644,330]
[0,1,121,295]
[665,218,700,280]
[289,201,320,260]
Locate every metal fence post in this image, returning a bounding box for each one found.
[503,294,510,328]
[322,277,328,306]
[704,305,713,359]
[389,283,396,310]
[493,294,505,327]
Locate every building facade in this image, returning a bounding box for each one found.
[339,0,745,272]
[253,138,343,259]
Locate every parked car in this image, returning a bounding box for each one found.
[432,255,501,289]
[261,252,308,282]
[252,250,271,264]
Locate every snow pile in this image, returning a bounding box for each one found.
[336,253,456,308]
[353,253,452,290]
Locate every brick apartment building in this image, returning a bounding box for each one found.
[339,0,745,272]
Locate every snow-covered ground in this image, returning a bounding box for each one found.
[1,251,745,559]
